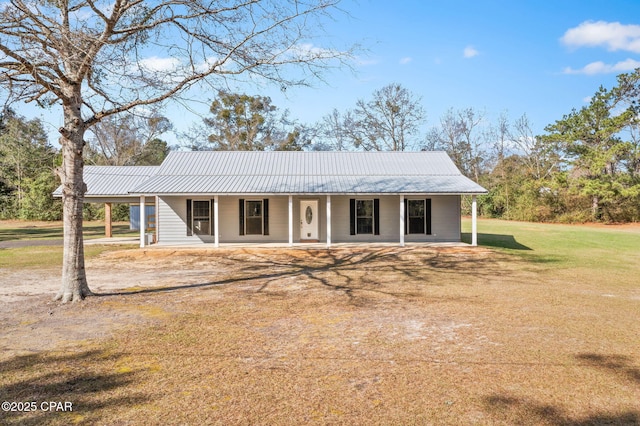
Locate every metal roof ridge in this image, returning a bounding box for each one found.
[150,173,464,176]
[169,150,448,153]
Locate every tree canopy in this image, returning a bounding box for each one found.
[543,70,640,221]
[201,89,311,151]
[0,111,60,219]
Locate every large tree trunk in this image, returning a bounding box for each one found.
[54,100,92,302]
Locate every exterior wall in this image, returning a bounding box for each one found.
[157,194,461,245]
[329,195,461,243]
[219,196,289,243]
[404,195,461,243]
[158,196,213,244]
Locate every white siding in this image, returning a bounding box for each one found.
[405,195,461,243]
[157,194,461,245]
[220,196,331,243]
[330,195,460,243]
[218,196,289,243]
[330,196,396,242]
[158,196,215,244]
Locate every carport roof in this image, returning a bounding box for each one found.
[53,166,160,197]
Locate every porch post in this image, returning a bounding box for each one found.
[139,195,146,248]
[471,195,478,247]
[104,202,112,238]
[288,195,293,247]
[326,195,332,247]
[155,196,159,243]
[214,195,219,248]
[399,194,405,247]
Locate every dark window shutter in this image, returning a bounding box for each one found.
[404,198,408,235]
[263,199,269,236]
[239,199,245,236]
[426,198,432,235]
[349,199,356,235]
[210,199,215,236]
[186,199,192,236]
[373,198,380,235]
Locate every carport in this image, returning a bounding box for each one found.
[53,166,159,239]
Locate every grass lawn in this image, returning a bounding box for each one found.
[0,219,638,425]
[0,220,137,242]
[0,220,137,269]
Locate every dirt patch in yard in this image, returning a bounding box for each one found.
[1,246,639,425]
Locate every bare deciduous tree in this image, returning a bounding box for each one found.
[316,108,351,151]
[424,107,486,181]
[87,111,172,165]
[513,113,559,180]
[351,83,425,151]
[0,0,351,302]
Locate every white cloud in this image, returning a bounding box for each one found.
[354,56,379,66]
[561,21,640,53]
[563,58,640,75]
[399,57,412,65]
[290,43,342,60]
[463,46,479,58]
[138,56,181,72]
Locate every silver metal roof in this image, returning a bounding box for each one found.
[53,166,160,197]
[130,151,487,195]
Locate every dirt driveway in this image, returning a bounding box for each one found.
[1,245,495,355]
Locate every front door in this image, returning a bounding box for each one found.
[300,200,319,241]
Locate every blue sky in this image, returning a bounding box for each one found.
[269,0,640,137]
[16,0,640,147]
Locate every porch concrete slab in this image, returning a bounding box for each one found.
[148,241,470,249]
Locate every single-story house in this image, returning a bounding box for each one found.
[57,151,487,247]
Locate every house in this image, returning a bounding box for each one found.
[61,151,487,247]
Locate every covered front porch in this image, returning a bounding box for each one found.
[137,194,480,248]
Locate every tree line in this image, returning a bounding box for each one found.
[2,71,639,223]
[0,108,172,220]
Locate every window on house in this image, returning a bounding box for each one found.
[407,199,425,234]
[187,199,213,237]
[245,200,263,235]
[192,200,211,235]
[356,199,374,234]
[404,198,432,235]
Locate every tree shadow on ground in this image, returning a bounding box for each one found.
[0,227,62,241]
[484,394,638,425]
[482,352,640,425]
[462,232,532,250]
[576,353,640,384]
[97,246,512,305]
[0,349,148,425]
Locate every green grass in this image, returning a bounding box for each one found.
[0,245,130,269]
[463,218,640,273]
[0,220,137,269]
[0,220,137,242]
